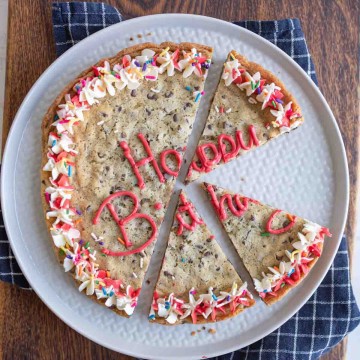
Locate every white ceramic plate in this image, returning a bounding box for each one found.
[1,14,348,360]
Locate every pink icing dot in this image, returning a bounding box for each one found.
[154,202,162,210]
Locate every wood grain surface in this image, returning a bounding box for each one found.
[1,0,358,359]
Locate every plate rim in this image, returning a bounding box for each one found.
[1,13,349,359]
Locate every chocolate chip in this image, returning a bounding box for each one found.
[147,93,158,100]
[203,251,211,257]
[146,279,150,285]
[215,254,218,259]
[121,132,126,138]
[164,271,173,278]
[207,124,212,130]
[183,102,193,110]
[97,152,105,158]
[216,267,220,271]
[140,198,150,205]
[101,112,108,117]
[146,108,151,116]
[41,180,46,185]
[117,106,122,112]
[195,245,203,249]
[105,166,110,171]
[250,215,255,221]
[165,91,173,98]
[206,238,212,242]
[173,114,178,122]
[109,185,122,194]
[131,90,137,97]
[194,86,200,91]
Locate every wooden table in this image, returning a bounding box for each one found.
[1,0,358,358]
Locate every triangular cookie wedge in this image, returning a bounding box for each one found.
[202,183,331,305]
[41,42,213,317]
[186,51,304,182]
[149,191,254,324]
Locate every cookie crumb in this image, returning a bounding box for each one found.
[191,331,196,336]
[129,37,133,41]
[208,328,216,334]
[202,326,206,330]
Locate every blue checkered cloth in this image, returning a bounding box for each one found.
[0,1,358,358]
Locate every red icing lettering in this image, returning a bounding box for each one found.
[218,134,238,162]
[176,193,204,235]
[235,126,259,150]
[119,133,165,189]
[266,210,297,235]
[93,191,157,256]
[160,149,182,177]
[189,125,260,175]
[195,143,221,173]
[120,134,183,189]
[205,184,250,221]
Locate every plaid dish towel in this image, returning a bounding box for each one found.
[0,2,358,359]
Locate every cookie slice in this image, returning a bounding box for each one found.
[149,191,254,324]
[41,42,213,317]
[203,183,331,305]
[187,51,304,182]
